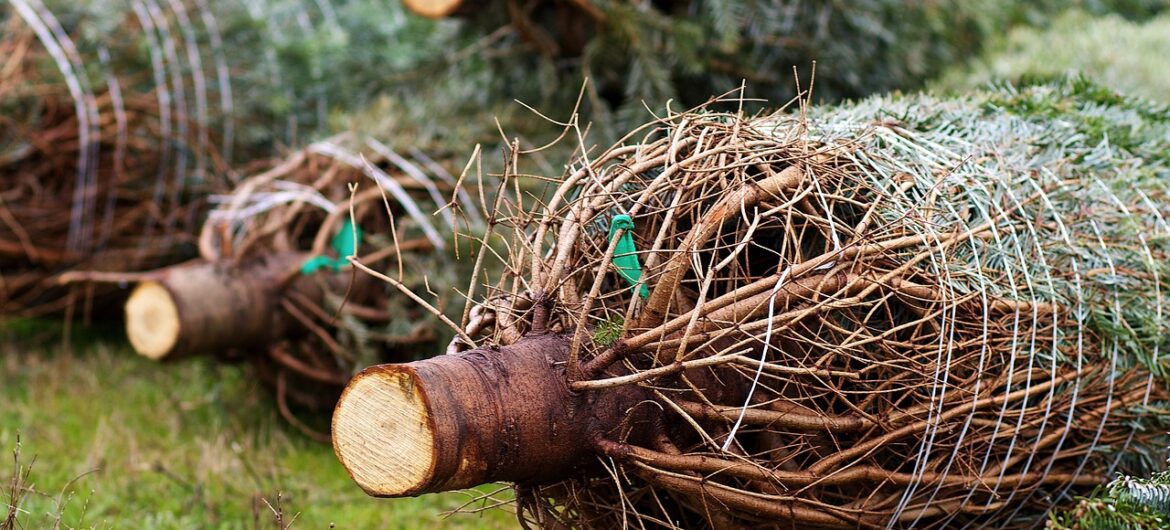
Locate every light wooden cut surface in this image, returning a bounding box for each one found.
[402,0,462,18]
[332,369,435,497]
[125,281,181,360]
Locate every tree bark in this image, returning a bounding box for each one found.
[332,333,650,497]
[124,253,311,360]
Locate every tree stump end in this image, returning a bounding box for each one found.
[125,281,181,360]
[332,366,436,497]
[402,0,463,19]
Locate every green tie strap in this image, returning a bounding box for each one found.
[608,215,649,299]
[301,219,362,274]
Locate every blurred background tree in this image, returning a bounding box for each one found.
[938,9,1170,104]
[402,0,1169,139]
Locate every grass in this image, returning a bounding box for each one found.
[0,322,516,529]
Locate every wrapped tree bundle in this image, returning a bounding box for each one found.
[0,13,210,317]
[0,0,458,318]
[123,135,479,438]
[332,79,1170,528]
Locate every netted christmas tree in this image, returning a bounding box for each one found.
[0,0,464,318]
[332,77,1170,528]
[117,133,482,438]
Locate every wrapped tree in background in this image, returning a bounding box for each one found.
[333,78,1170,528]
[402,0,1170,134]
[0,11,212,317]
[0,0,463,319]
[120,135,480,438]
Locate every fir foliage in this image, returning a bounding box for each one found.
[9,0,463,157]
[938,10,1170,105]
[1049,469,1170,529]
[441,0,1170,138]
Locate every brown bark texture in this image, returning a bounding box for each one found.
[124,252,310,360]
[334,333,652,497]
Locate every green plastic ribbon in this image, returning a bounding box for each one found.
[608,214,649,299]
[301,219,362,274]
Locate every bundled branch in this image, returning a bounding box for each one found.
[0,14,211,318]
[0,0,460,319]
[123,136,479,437]
[333,78,1170,528]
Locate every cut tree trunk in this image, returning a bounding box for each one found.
[124,253,311,360]
[332,333,649,496]
[402,0,467,18]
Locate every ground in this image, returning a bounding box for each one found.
[1,322,515,529]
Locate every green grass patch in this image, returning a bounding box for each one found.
[1,335,515,529]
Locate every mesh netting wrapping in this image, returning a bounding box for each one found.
[201,135,478,436]
[452,79,1170,528]
[0,0,456,317]
[1,11,210,316]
